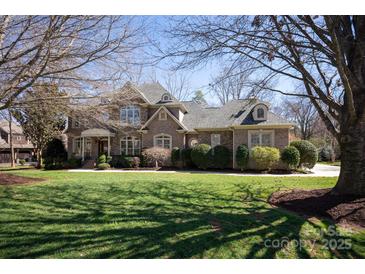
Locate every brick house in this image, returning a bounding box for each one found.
[0,121,34,163]
[65,82,294,168]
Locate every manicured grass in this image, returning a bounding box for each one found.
[0,169,364,258]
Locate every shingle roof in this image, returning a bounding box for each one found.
[120,82,292,131]
[181,99,292,130]
[137,82,179,105]
[0,121,24,134]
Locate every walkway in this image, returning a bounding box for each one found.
[68,163,340,177]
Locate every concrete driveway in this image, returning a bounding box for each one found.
[69,163,340,177]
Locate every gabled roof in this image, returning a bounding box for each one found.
[141,106,188,131]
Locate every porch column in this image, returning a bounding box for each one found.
[82,137,85,161]
[107,135,110,157]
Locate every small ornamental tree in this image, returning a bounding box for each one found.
[44,138,68,170]
[281,146,300,169]
[191,144,211,169]
[290,140,318,169]
[236,144,249,171]
[141,147,171,168]
[12,84,66,168]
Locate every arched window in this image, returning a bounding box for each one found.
[161,93,172,102]
[257,107,265,118]
[120,136,140,155]
[159,110,167,120]
[154,134,172,149]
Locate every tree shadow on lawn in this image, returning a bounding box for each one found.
[0,182,363,258]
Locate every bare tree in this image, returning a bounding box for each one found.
[0,109,15,167]
[0,16,144,111]
[163,72,192,100]
[163,16,365,195]
[282,98,319,140]
[209,65,272,105]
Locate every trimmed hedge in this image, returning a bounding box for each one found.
[171,147,181,166]
[251,146,280,170]
[97,163,110,170]
[191,144,211,169]
[181,148,194,168]
[122,156,140,168]
[64,155,82,169]
[98,154,106,164]
[281,146,300,169]
[290,140,318,168]
[236,144,249,171]
[210,145,231,169]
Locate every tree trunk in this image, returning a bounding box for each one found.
[36,149,43,169]
[332,116,365,196]
[8,110,15,168]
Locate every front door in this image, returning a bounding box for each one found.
[98,139,108,156]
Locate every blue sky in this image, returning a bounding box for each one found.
[135,16,289,106]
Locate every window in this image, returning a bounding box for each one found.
[248,130,274,148]
[16,136,21,141]
[190,138,198,148]
[257,108,265,118]
[161,93,171,102]
[101,112,109,122]
[253,105,267,120]
[74,119,80,128]
[120,136,140,155]
[73,137,82,156]
[211,134,221,147]
[154,134,172,150]
[159,110,167,120]
[120,105,140,125]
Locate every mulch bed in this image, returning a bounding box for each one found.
[0,173,45,186]
[269,188,365,228]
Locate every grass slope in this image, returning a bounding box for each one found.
[0,169,364,258]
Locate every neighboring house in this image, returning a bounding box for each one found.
[0,121,34,163]
[65,82,294,168]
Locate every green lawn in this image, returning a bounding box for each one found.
[0,169,364,258]
[319,161,341,166]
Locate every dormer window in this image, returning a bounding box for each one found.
[253,104,268,121]
[161,93,172,102]
[257,107,265,118]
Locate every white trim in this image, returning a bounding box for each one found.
[120,105,141,126]
[252,104,268,121]
[141,106,188,130]
[248,129,275,149]
[159,110,167,120]
[210,133,221,147]
[161,93,172,102]
[120,136,141,155]
[153,133,172,150]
